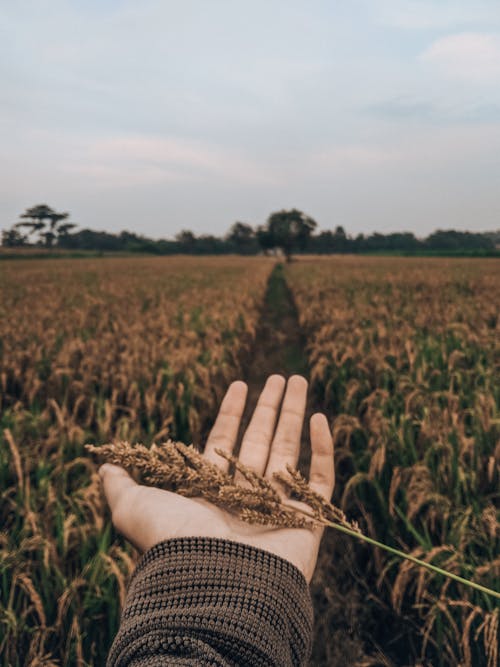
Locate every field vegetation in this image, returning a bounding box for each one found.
[287,257,499,666]
[0,256,271,666]
[0,254,498,666]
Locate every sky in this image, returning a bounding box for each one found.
[1,0,500,239]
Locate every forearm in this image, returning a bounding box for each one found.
[107,537,313,667]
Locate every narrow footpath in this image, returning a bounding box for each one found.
[238,264,370,667]
[237,263,310,468]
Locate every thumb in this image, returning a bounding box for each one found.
[99,463,138,513]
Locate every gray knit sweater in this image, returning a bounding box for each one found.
[107,537,313,666]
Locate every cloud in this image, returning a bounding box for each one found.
[376,1,500,30]
[310,145,400,170]
[307,123,500,175]
[420,33,500,83]
[366,97,436,121]
[63,135,281,189]
[366,96,500,124]
[2,2,500,236]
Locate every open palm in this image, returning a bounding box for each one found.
[99,375,335,582]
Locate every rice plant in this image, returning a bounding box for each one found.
[287,256,500,666]
[0,256,272,666]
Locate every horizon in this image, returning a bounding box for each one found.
[2,1,500,237]
[8,206,499,246]
[56,219,500,242]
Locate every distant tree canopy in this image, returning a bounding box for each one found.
[59,229,173,254]
[12,204,76,247]
[424,229,492,251]
[1,227,27,248]
[226,222,258,254]
[257,209,317,261]
[1,204,498,256]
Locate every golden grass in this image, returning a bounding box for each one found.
[287,256,500,666]
[1,255,498,666]
[86,439,499,608]
[0,256,272,666]
[85,439,360,532]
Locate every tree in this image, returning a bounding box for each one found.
[226,222,257,254]
[425,230,494,252]
[14,204,76,247]
[332,225,349,252]
[309,230,335,254]
[257,208,317,261]
[175,230,197,253]
[1,227,27,247]
[255,226,276,256]
[58,228,125,252]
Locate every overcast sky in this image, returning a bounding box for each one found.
[1,0,500,238]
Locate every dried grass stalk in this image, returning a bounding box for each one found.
[85,439,500,602]
[86,440,348,530]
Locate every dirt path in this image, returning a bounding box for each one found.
[237,263,310,462]
[238,264,370,667]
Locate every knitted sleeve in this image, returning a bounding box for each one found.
[106,536,313,667]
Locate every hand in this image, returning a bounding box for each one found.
[99,374,335,582]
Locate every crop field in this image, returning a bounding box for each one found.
[287,257,499,666]
[0,256,272,666]
[1,254,499,666]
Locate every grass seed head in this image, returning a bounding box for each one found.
[85,440,358,532]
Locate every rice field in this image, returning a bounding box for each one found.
[0,256,272,666]
[1,254,498,666]
[286,256,499,666]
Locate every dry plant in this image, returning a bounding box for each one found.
[288,257,500,665]
[86,439,499,603]
[85,439,359,531]
[0,256,272,667]
[2,255,499,666]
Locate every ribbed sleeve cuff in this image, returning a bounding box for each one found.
[107,537,313,667]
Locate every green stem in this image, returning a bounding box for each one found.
[293,507,500,601]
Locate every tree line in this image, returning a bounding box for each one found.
[2,204,498,258]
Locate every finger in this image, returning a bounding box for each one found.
[204,380,247,471]
[235,374,286,482]
[264,375,308,481]
[99,463,138,514]
[308,413,335,500]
